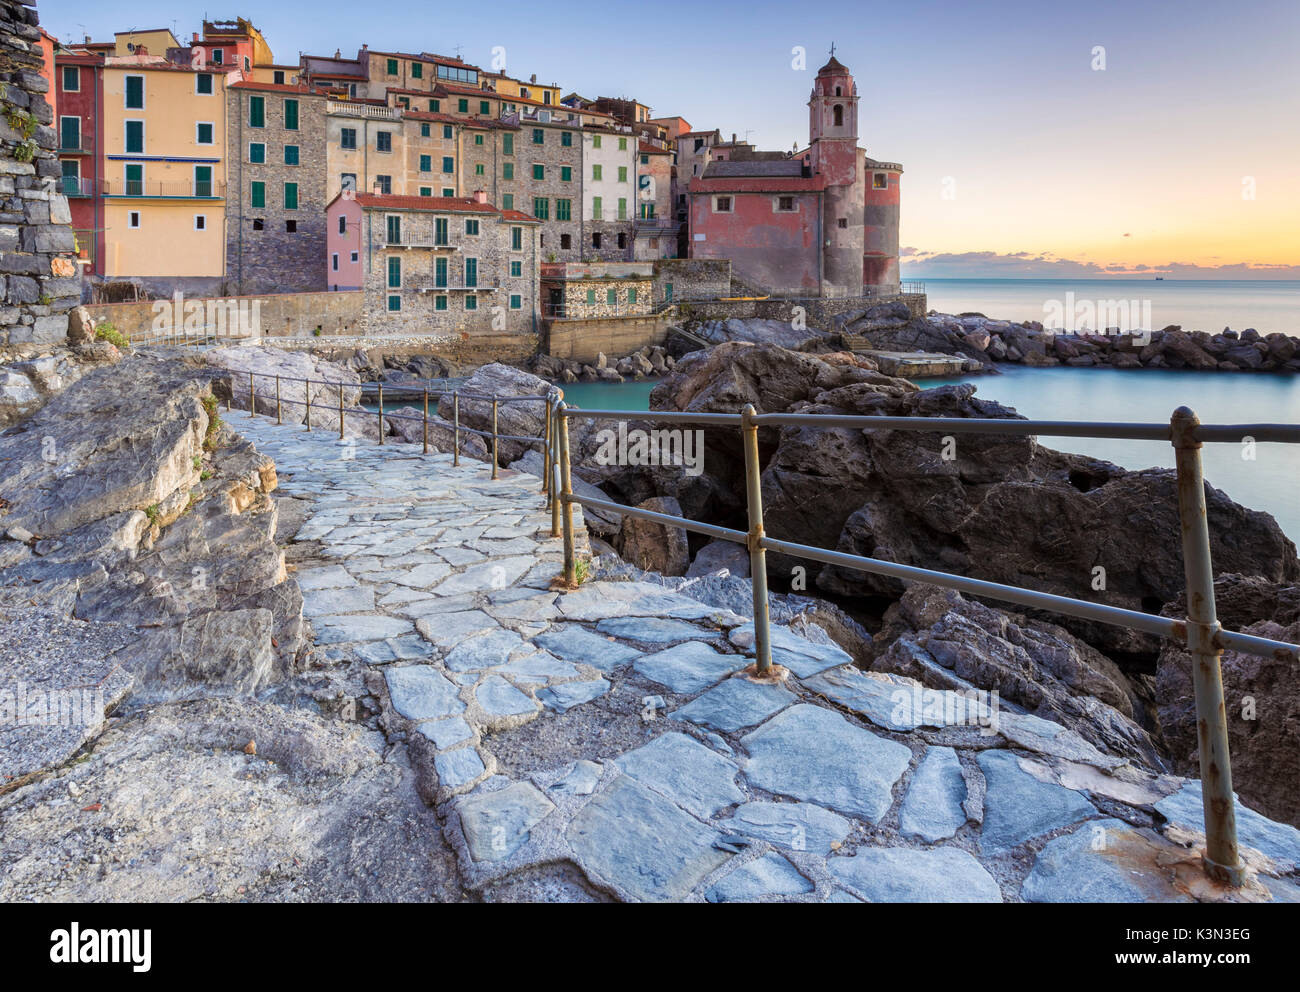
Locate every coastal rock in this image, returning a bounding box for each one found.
[385,406,490,460]
[618,496,689,576]
[436,363,551,465]
[873,584,1163,766]
[1157,574,1300,827]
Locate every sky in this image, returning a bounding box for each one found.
[43,0,1300,279]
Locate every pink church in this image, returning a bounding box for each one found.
[688,54,901,298]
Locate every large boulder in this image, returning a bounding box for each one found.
[385,406,490,461]
[874,584,1163,767]
[204,346,374,438]
[618,495,689,576]
[1157,575,1300,827]
[436,363,551,465]
[687,317,832,351]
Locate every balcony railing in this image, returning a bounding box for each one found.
[60,176,95,197]
[102,179,225,199]
[901,280,926,295]
[327,100,402,120]
[378,237,458,250]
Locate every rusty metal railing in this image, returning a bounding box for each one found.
[549,401,1300,887]
[221,367,560,488]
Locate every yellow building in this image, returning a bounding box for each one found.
[111,28,179,58]
[101,58,228,281]
[484,72,562,107]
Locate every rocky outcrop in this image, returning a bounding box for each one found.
[0,338,122,427]
[892,310,1300,374]
[685,317,834,352]
[648,341,1298,661]
[385,406,491,460]
[203,345,378,438]
[1157,575,1300,827]
[873,584,1163,767]
[618,496,689,576]
[0,353,303,766]
[437,363,551,465]
[527,344,676,385]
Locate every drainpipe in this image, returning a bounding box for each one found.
[234,82,242,292]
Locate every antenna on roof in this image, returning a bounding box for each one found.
[454,43,463,60]
[829,42,836,57]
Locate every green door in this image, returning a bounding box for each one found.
[194,165,212,198]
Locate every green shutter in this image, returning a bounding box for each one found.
[435,257,447,286]
[465,295,477,310]
[196,122,213,144]
[503,133,513,155]
[533,164,544,180]
[618,198,627,219]
[388,256,401,287]
[442,156,454,173]
[60,116,80,150]
[561,131,572,147]
[586,289,595,305]
[125,120,143,154]
[251,181,265,208]
[502,193,513,210]
[458,99,468,113]
[618,166,627,183]
[480,100,490,114]
[249,142,265,163]
[284,145,299,165]
[511,227,522,250]
[560,166,571,182]
[532,129,543,144]
[125,162,143,195]
[435,218,448,244]
[592,196,602,218]
[387,58,398,76]
[503,163,514,180]
[386,215,401,244]
[465,257,477,286]
[388,295,401,312]
[284,99,299,130]
[628,288,637,304]
[592,135,601,148]
[556,199,571,221]
[510,294,521,309]
[125,75,144,109]
[592,165,601,181]
[607,289,616,305]
[249,95,264,127]
[194,166,212,197]
[412,62,422,79]
[420,155,431,172]
[283,182,298,210]
[533,197,548,220]
[435,295,447,311]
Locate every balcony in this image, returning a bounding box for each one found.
[59,177,95,197]
[377,237,459,251]
[102,179,225,199]
[412,278,499,293]
[327,100,402,121]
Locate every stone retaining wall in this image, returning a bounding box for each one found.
[676,292,927,330]
[544,312,676,365]
[0,0,81,352]
[85,290,364,340]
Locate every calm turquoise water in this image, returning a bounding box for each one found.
[551,366,1300,541]
[918,279,1300,336]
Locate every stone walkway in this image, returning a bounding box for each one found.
[225,409,1300,903]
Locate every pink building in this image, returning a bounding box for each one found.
[688,55,901,297]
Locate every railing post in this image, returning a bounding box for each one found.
[542,394,552,496]
[452,392,460,467]
[304,379,311,431]
[1171,405,1243,886]
[422,388,429,455]
[338,381,345,439]
[275,374,282,425]
[558,402,576,584]
[249,371,255,417]
[491,398,499,480]
[741,404,774,675]
[377,383,385,445]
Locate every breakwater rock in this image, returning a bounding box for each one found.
[836,301,1300,372]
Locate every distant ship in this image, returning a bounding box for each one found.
[1155,276,1165,281]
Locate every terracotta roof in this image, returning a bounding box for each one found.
[341,193,539,223]
[692,175,825,193]
[638,142,671,155]
[818,54,848,74]
[678,129,720,140]
[230,80,320,95]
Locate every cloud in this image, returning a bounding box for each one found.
[901,250,1300,279]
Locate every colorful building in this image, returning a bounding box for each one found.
[53,45,104,275]
[633,141,675,260]
[99,57,229,289]
[226,80,327,293]
[325,190,540,336]
[582,128,637,261]
[688,55,901,297]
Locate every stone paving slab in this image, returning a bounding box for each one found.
[226,409,1300,904]
[742,705,912,822]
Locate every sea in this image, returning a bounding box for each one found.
[916,278,1300,336]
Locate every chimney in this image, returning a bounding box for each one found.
[84,34,92,44]
[192,32,199,43]
[334,49,341,59]
[471,190,488,204]
[372,181,384,196]
[530,73,536,84]
[136,44,149,56]
[732,132,737,143]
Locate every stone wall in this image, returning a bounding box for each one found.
[675,292,927,330]
[85,289,364,340]
[545,312,676,365]
[0,0,80,352]
[652,258,731,303]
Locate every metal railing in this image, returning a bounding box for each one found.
[102,179,226,198]
[901,280,926,295]
[223,368,557,484]
[545,400,1300,887]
